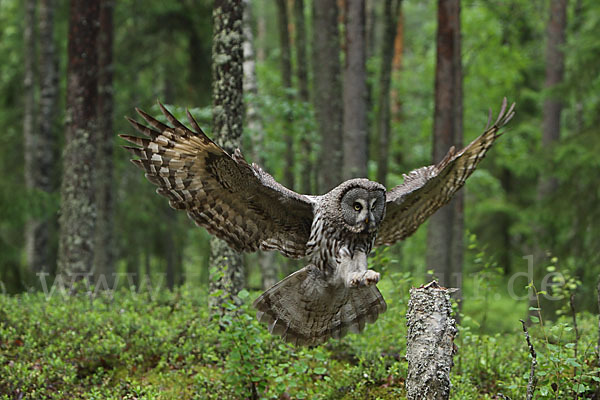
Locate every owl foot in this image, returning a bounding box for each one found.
[348,270,380,287]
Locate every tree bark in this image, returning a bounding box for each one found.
[293,0,313,194]
[375,0,401,187]
[210,0,245,311]
[406,281,457,400]
[342,0,368,180]
[530,0,567,321]
[426,0,463,297]
[37,0,59,272]
[243,0,277,291]
[94,0,115,286]
[57,0,100,280]
[390,7,404,122]
[243,0,264,166]
[276,0,295,189]
[538,0,567,199]
[23,0,42,275]
[313,0,343,193]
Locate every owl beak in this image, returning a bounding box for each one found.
[365,214,377,233]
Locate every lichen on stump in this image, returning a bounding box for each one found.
[406,281,457,400]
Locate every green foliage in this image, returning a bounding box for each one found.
[2,273,599,399]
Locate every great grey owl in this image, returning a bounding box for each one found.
[121,98,515,346]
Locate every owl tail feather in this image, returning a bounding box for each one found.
[252,264,387,346]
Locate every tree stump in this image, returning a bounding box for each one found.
[406,281,457,400]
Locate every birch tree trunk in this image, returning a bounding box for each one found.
[406,281,457,400]
[209,0,245,311]
[342,0,368,180]
[57,0,100,280]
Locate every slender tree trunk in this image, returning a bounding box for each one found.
[342,0,368,180]
[57,0,100,280]
[276,0,295,189]
[529,0,567,322]
[94,0,115,286]
[243,0,264,166]
[426,0,463,297]
[365,0,376,61]
[390,7,404,122]
[24,0,41,275]
[243,0,277,290]
[538,0,567,199]
[293,0,313,194]
[499,168,512,275]
[313,0,343,193]
[365,0,377,130]
[210,0,245,311]
[375,0,401,187]
[165,208,177,290]
[38,0,59,273]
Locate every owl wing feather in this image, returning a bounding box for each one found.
[375,98,515,246]
[120,102,314,258]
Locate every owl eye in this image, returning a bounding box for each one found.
[371,202,377,211]
[353,202,362,211]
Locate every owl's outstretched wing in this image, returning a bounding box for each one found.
[120,102,314,258]
[375,98,515,246]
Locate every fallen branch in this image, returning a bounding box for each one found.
[406,281,457,400]
[520,319,537,400]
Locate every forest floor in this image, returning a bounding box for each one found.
[1,276,599,399]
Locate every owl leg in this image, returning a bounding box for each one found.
[337,247,380,288]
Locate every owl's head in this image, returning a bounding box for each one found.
[336,179,386,234]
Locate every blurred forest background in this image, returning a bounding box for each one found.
[3,0,599,315]
[2,0,600,398]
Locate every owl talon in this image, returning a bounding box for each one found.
[347,270,380,287]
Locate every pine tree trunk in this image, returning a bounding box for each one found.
[538,0,567,199]
[94,0,116,286]
[529,0,567,322]
[57,0,100,280]
[313,0,343,193]
[375,0,401,187]
[426,0,463,297]
[390,7,404,121]
[342,0,368,180]
[293,0,313,194]
[209,0,245,311]
[276,0,295,189]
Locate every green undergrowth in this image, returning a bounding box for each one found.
[1,276,599,399]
